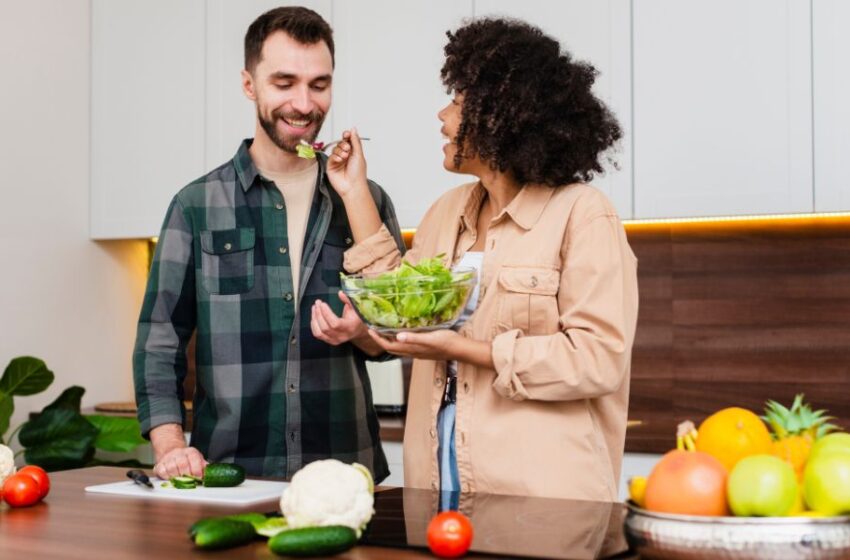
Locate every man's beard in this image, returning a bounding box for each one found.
[258,107,325,153]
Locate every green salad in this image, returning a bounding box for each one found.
[341,255,475,330]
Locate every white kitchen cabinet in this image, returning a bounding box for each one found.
[204,0,333,169]
[474,0,633,219]
[382,441,405,487]
[633,0,813,219]
[330,0,474,228]
[90,0,207,239]
[813,0,850,212]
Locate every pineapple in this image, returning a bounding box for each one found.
[762,394,838,479]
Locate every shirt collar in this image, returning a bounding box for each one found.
[460,181,555,232]
[459,182,487,234]
[498,183,555,230]
[233,138,328,193]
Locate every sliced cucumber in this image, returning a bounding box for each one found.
[268,525,357,557]
[255,516,289,538]
[203,463,246,487]
[171,475,198,489]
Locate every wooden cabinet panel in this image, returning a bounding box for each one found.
[633,0,813,219]
[626,219,850,453]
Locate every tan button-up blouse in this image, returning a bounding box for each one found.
[344,181,639,500]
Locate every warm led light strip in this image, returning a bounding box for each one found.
[149,212,850,244]
[623,211,850,226]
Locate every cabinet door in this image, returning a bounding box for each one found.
[633,0,813,219]
[475,0,633,218]
[91,0,206,239]
[330,0,474,229]
[813,0,850,212]
[204,0,332,171]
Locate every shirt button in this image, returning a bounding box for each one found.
[279,246,288,254]
[463,382,470,393]
[462,482,470,492]
[290,336,297,346]
[275,203,284,210]
[288,383,296,393]
[429,427,436,439]
[434,377,442,387]
[345,237,353,245]
[223,242,232,251]
[431,481,438,490]
[289,431,297,442]
[284,292,293,302]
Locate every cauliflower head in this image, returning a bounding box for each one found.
[0,444,17,485]
[280,459,374,536]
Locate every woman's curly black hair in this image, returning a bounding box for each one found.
[441,18,622,186]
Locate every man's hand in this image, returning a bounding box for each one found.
[325,128,368,199]
[311,291,367,345]
[150,423,207,479]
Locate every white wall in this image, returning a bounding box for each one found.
[0,0,147,443]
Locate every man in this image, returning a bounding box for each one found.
[133,6,403,482]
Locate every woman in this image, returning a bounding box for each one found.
[313,18,638,501]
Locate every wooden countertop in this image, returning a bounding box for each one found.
[0,467,637,559]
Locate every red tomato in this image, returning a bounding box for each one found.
[18,465,50,500]
[3,473,42,507]
[427,511,474,558]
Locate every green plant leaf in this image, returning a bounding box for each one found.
[0,356,55,396]
[19,408,98,471]
[43,385,86,413]
[24,438,97,472]
[86,415,146,452]
[0,392,13,442]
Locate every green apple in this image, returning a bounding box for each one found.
[808,432,850,465]
[803,449,850,516]
[728,455,798,516]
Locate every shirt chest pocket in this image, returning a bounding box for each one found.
[320,228,353,288]
[200,228,256,295]
[495,267,560,335]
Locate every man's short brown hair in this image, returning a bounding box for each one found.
[244,6,334,72]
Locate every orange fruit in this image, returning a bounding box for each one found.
[645,450,729,516]
[696,407,772,471]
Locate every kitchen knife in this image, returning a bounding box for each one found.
[126,469,154,488]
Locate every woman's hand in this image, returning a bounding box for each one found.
[324,128,368,199]
[367,329,464,361]
[311,291,368,345]
[368,329,496,368]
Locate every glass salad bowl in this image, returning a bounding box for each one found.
[341,260,477,335]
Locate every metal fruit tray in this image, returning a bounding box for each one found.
[624,502,850,560]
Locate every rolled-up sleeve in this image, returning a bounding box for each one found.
[132,196,197,437]
[491,215,638,402]
[343,223,403,274]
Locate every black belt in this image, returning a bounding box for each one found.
[441,375,457,406]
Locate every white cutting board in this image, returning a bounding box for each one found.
[85,478,289,505]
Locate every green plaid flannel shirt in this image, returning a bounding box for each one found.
[133,139,404,481]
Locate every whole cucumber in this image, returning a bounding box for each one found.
[193,519,255,550]
[268,525,357,557]
[203,463,246,487]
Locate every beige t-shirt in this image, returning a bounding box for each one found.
[258,162,318,299]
